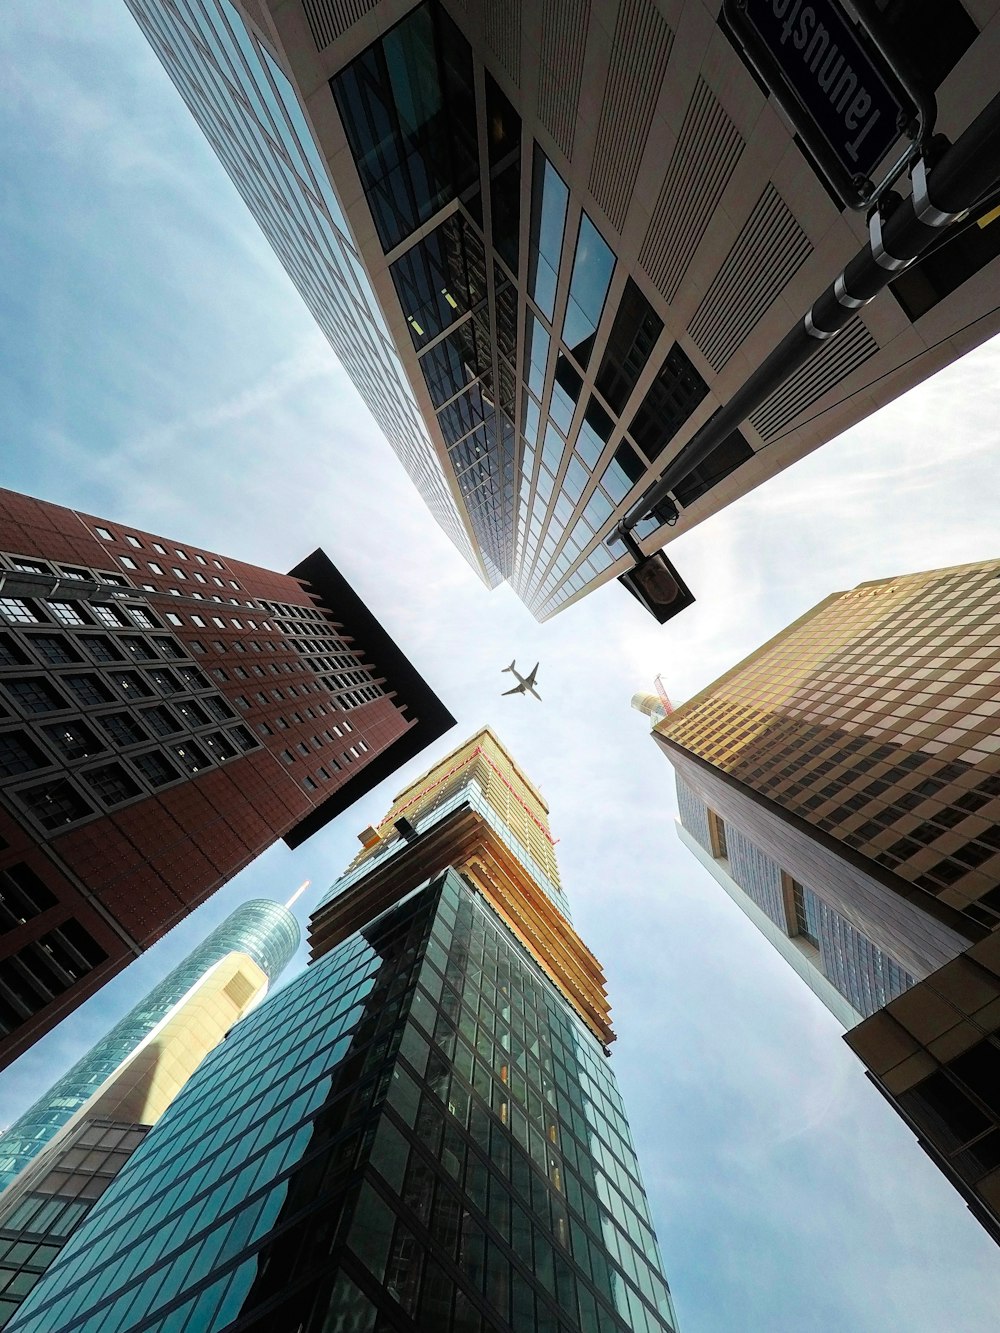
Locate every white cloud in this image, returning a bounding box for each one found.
[2,4,1000,1329]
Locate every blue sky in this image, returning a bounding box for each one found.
[3,3,1000,1330]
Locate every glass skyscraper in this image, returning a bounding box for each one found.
[7,730,678,1332]
[0,900,300,1327]
[126,0,1000,617]
[124,0,486,583]
[0,899,299,1192]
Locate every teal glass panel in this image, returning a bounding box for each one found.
[562,214,615,368]
[528,151,569,320]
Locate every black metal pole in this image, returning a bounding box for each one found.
[614,89,1000,545]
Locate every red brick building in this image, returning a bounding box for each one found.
[0,488,454,1068]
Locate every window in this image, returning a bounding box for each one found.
[193,571,206,584]
[126,751,177,792]
[119,556,138,571]
[172,568,187,581]
[0,863,57,926]
[282,750,294,765]
[65,674,114,707]
[148,669,180,696]
[84,763,141,806]
[149,562,164,575]
[629,342,709,462]
[0,732,48,779]
[152,542,166,555]
[18,780,93,829]
[99,713,147,747]
[303,776,317,791]
[527,148,568,321]
[165,613,182,627]
[124,535,142,549]
[175,549,188,560]
[4,679,67,715]
[91,604,125,629]
[0,633,29,667]
[178,667,207,691]
[30,635,81,666]
[212,617,225,630]
[42,721,104,761]
[95,527,114,541]
[562,212,616,367]
[230,725,256,752]
[258,722,272,736]
[110,671,154,700]
[127,607,157,630]
[175,701,209,727]
[0,598,41,626]
[48,602,88,627]
[84,635,123,664]
[142,705,180,737]
[170,741,208,774]
[122,637,157,662]
[203,733,236,761]
[212,559,222,570]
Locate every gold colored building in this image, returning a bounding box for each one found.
[311,727,613,1047]
[645,558,1000,1245]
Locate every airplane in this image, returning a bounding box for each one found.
[501,660,541,701]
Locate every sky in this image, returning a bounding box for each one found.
[2,4,1000,1330]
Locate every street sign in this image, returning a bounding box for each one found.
[724,0,916,208]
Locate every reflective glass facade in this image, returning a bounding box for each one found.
[9,873,677,1333]
[130,0,1000,619]
[0,901,299,1191]
[674,774,913,1021]
[124,0,484,581]
[327,2,748,614]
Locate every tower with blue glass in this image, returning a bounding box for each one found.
[0,899,300,1192]
[7,730,679,1332]
[0,900,300,1328]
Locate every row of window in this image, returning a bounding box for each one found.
[92,527,225,572]
[12,725,257,831]
[117,554,239,592]
[0,917,109,1037]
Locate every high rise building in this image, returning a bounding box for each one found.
[0,898,300,1191]
[0,487,453,1067]
[642,558,1000,1241]
[126,0,1000,616]
[6,729,679,1332]
[0,898,300,1327]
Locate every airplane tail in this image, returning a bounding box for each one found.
[502,659,516,673]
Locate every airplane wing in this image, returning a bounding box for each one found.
[501,683,525,696]
[524,663,539,688]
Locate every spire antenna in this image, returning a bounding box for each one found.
[284,880,312,910]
